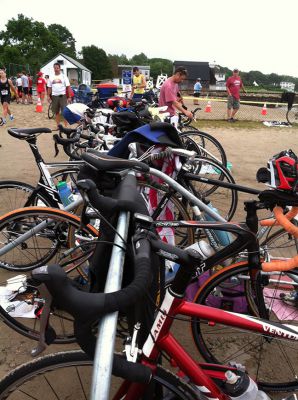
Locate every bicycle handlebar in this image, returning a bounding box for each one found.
[260,207,298,226]
[262,206,298,271]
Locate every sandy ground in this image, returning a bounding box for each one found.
[0,102,297,397]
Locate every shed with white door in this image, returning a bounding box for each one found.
[40,53,92,86]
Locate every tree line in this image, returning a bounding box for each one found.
[0,14,297,88]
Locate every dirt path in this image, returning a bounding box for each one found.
[0,102,297,397]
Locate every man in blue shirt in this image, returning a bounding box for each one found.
[194,78,202,97]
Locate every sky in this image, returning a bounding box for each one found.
[1,0,297,77]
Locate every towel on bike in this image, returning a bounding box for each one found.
[107,123,182,159]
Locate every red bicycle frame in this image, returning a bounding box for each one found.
[113,288,298,400]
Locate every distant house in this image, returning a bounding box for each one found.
[173,61,215,91]
[280,81,295,92]
[40,53,92,86]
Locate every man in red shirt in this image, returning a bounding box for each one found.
[226,69,246,122]
[36,72,47,104]
[159,66,193,120]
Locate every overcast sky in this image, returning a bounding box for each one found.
[1,0,297,77]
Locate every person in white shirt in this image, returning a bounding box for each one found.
[21,71,29,104]
[47,63,71,127]
[16,73,22,104]
[62,103,89,125]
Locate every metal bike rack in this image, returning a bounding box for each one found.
[90,210,130,400]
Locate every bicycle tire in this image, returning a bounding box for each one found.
[0,207,98,343]
[182,156,238,221]
[286,106,298,126]
[47,103,54,119]
[179,130,227,167]
[138,181,195,247]
[190,262,298,391]
[0,350,197,399]
[0,180,53,215]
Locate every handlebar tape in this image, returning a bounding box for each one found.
[31,239,152,355]
[57,124,78,137]
[262,206,298,271]
[112,354,152,384]
[260,206,298,226]
[53,133,80,145]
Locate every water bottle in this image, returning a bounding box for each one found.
[205,201,232,247]
[256,390,271,399]
[57,181,74,207]
[224,370,258,400]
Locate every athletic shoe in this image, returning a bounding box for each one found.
[227,118,233,122]
[9,114,14,121]
[280,291,298,307]
[0,118,7,125]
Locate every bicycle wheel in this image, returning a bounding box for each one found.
[182,157,238,221]
[0,207,98,342]
[191,262,298,391]
[0,181,52,215]
[179,130,227,167]
[138,181,195,248]
[48,102,54,119]
[286,106,298,126]
[0,350,197,399]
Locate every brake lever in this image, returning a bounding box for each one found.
[31,283,53,357]
[54,141,59,157]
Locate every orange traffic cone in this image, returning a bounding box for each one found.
[261,103,267,116]
[205,101,211,113]
[36,97,43,113]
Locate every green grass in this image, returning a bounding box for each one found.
[189,120,298,130]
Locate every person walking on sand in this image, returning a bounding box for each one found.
[16,73,22,104]
[21,71,29,104]
[47,63,72,128]
[36,72,47,104]
[0,67,18,125]
[226,68,246,122]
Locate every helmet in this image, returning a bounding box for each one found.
[257,150,298,192]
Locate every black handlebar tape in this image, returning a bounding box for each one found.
[57,124,78,137]
[112,354,152,384]
[53,133,80,145]
[74,239,152,357]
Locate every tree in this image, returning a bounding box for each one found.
[81,45,112,80]
[0,14,77,73]
[129,53,148,66]
[48,24,76,57]
[108,53,129,77]
[149,58,173,79]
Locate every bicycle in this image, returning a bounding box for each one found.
[47,102,54,120]
[0,155,297,398]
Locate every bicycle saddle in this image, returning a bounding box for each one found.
[7,127,52,140]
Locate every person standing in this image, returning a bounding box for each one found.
[159,66,193,120]
[36,72,47,104]
[226,68,246,122]
[27,73,33,104]
[16,73,22,104]
[0,67,18,124]
[130,67,146,100]
[47,63,72,127]
[21,71,29,104]
[193,78,202,97]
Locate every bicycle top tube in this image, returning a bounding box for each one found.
[149,167,226,222]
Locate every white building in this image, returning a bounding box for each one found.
[40,53,92,86]
[280,81,295,92]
